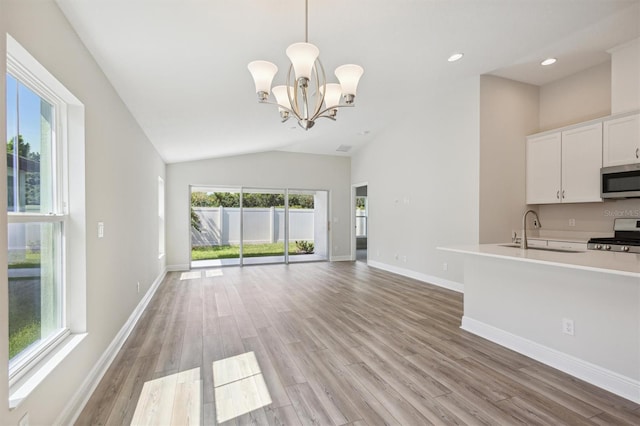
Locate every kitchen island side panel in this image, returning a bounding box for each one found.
[463,255,639,382]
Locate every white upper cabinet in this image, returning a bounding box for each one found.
[526,132,562,204]
[561,123,603,203]
[603,113,640,166]
[526,122,603,204]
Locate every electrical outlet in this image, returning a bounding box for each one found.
[443,262,448,271]
[402,255,407,262]
[569,218,576,227]
[533,219,539,228]
[19,413,29,426]
[97,222,104,238]
[562,318,575,336]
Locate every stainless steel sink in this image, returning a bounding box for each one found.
[499,243,584,253]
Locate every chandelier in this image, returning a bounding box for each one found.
[247,0,364,130]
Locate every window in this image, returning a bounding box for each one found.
[5,36,85,398]
[356,196,368,238]
[6,71,67,369]
[158,176,165,258]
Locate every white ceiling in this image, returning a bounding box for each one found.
[55,0,640,164]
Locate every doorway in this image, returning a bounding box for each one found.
[353,184,368,263]
[189,186,329,268]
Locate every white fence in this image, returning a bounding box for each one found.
[192,207,314,246]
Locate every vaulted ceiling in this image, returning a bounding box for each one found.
[56,0,640,163]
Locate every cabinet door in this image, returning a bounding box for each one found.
[526,132,561,204]
[561,123,603,203]
[603,114,640,166]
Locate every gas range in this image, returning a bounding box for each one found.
[587,218,640,254]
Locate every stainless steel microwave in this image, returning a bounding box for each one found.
[601,163,640,199]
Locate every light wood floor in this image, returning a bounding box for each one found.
[76,262,640,425]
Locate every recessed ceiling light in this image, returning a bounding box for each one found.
[541,57,557,66]
[448,53,464,62]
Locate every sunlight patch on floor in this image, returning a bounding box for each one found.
[180,271,202,280]
[213,352,272,423]
[131,368,201,426]
[205,269,224,277]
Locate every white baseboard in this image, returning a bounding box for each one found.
[367,260,464,293]
[55,268,168,425]
[331,255,353,262]
[167,263,189,271]
[461,316,640,404]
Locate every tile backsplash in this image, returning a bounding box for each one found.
[537,198,640,239]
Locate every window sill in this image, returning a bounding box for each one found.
[9,333,87,409]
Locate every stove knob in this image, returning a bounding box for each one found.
[595,244,602,250]
[604,245,612,251]
[622,246,630,252]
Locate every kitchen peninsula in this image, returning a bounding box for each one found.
[440,244,640,403]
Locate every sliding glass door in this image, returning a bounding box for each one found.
[190,187,242,267]
[190,186,328,268]
[241,188,286,265]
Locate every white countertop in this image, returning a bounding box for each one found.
[439,244,640,278]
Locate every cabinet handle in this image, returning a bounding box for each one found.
[636,147,639,159]
[556,190,560,199]
[562,190,565,199]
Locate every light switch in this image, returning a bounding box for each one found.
[98,222,104,238]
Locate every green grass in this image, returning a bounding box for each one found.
[8,251,41,269]
[192,242,309,260]
[9,322,40,359]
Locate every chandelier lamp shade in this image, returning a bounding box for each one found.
[247,0,364,130]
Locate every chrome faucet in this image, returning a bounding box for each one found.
[522,210,541,249]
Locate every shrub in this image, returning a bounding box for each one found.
[295,240,314,254]
[9,322,40,359]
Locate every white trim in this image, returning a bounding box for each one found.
[9,333,86,409]
[168,263,190,272]
[367,260,464,293]
[461,316,640,404]
[54,268,168,426]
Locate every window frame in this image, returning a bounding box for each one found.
[158,176,165,258]
[6,50,69,384]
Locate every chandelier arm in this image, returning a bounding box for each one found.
[301,82,310,121]
[310,103,354,121]
[314,114,337,122]
[313,59,326,117]
[257,99,297,116]
[286,65,303,120]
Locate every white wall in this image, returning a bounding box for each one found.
[610,38,640,114]
[351,77,480,288]
[539,61,611,131]
[166,151,350,269]
[0,1,166,424]
[479,76,539,243]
